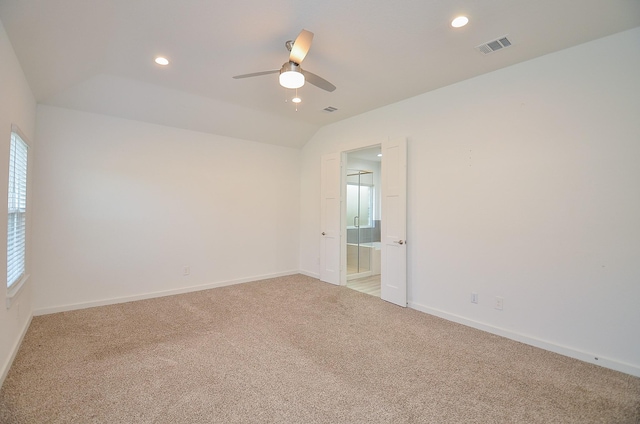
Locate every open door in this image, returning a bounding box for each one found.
[320,152,341,285]
[381,137,407,306]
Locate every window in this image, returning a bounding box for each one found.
[7,129,28,289]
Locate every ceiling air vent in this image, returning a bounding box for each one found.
[476,35,512,55]
[323,106,338,112]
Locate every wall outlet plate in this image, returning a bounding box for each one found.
[495,296,504,310]
[471,293,478,304]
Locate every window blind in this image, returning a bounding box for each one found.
[7,131,28,288]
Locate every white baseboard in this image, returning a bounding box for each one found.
[34,270,300,316]
[299,269,320,279]
[25,275,639,378]
[0,312,33,388]
[409,301,640,378]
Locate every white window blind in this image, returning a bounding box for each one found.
[7,131,28,289]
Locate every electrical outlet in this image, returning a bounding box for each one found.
[471,293,478,304]
[183,266,190,276]
[495,296,504,310]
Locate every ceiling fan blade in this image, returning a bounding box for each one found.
[289,29,313,64]
[232,70,279,79]
[302,70,336,92]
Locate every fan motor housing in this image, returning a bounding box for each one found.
[280,61,301,73]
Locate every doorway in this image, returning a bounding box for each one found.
[319,137,407,306]
[345,147,382,297]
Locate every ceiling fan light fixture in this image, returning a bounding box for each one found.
[280,71,304,89]
[279,62,305,89]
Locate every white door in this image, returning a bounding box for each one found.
[320,152,341,285]
[381,137,407,306]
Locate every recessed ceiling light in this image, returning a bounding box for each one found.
[451,16,469,28]
[154,57,169,66]
[292,97,302,104]
[377,153,382,157]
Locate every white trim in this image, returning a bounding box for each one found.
[6,273,29,309]
[409,301,640,378]
[33,270,299,316]
[299,269,320,279]
[10,124,31,148]
[0,311,33,388]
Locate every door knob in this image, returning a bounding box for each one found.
[322,232,326,235]
[394,240,404,245]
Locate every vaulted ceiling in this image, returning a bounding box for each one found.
[1,0,639,148]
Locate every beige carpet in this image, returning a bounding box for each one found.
[1,274,638,423]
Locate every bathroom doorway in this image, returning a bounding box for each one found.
[320,138,406,305]
[345,146,382,297]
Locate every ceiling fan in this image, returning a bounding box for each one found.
[232,29,336,92]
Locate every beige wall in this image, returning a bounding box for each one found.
[0,19,37,385]
[31,106,301,313]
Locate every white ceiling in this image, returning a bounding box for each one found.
[2,0,639,148]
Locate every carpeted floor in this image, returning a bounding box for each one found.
[1,274,639,423]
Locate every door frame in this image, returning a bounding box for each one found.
[320,139,407,306]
